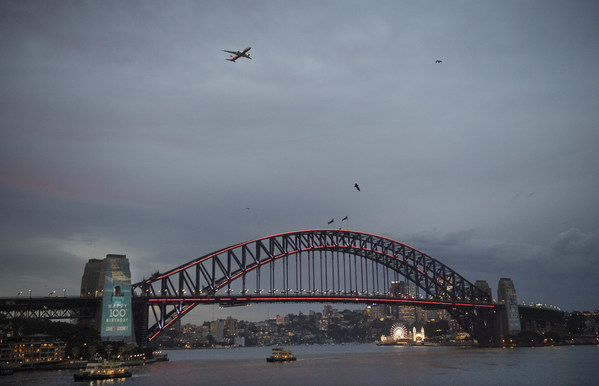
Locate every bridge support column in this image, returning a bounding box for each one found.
[448,306,500,346]
[471,307,500,345]
[132,299,149,347]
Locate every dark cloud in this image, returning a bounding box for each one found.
[1,1,598,319]
[552,228,599,256]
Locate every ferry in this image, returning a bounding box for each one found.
[153,350,169,361]
[73,361,132,381]
[376,339,411,346]
[266,347,296,362]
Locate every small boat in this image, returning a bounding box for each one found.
[266,347,296,362]
[376,339,411,346]
[73,361,132,381]
[153,350,169,361]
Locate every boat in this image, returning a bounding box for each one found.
[153,350,169,361]
[376,339,411,346]
[73,361,132,381]
[266,347,296,362]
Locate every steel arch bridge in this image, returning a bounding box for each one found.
[132,229,498,346]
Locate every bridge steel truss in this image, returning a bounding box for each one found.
[0,297,100,320]
[132,229,497,346]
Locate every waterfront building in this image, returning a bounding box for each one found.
[210,320,224,343]
[0,335,66,364]
[224,316,238,334]
[412,326,426,343]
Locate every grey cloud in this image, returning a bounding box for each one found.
[552,228,599,256]
[1,1,598,317]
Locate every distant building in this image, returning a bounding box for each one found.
[224,317,238,343]
[426,308,448,321]
[368,304,388,320]
[0,335,66,364]
[166,319,182,334]
[498,278,521,335]
[390,281,404,297]
[396,306,425,325]
[389,280,416,298]
[323,305,334,316]
[210,320,224,343]
[234,336,245,347]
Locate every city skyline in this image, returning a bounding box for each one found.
[1,1,598,323]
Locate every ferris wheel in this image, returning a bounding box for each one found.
[390,323,408,341]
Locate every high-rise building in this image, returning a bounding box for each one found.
[396,306,424,325]
[368,304,388,320]
[390,281,404,297]
[210,319,225,343]
[389,280,416,298]
[224,316,238,337]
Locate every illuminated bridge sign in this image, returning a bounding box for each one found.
[132,229,497,345]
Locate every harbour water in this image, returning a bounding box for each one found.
[4,344,598,385]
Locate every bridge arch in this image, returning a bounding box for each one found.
[132,229,495,345]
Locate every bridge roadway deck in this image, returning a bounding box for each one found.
[135,294,498,310]
[0,296,100,319]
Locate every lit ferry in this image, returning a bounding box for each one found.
[73,361,132,381]
[266,347,296,362]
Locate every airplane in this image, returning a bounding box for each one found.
[354,183,360,191]
[223,47,251,62]
[435,60,442,63]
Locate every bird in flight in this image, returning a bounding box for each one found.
[354,183,360,191]
[435,60,442,63]
[223,47,251,62]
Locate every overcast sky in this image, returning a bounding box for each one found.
[1,1,598,323]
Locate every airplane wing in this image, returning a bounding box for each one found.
[223,47,250,62]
